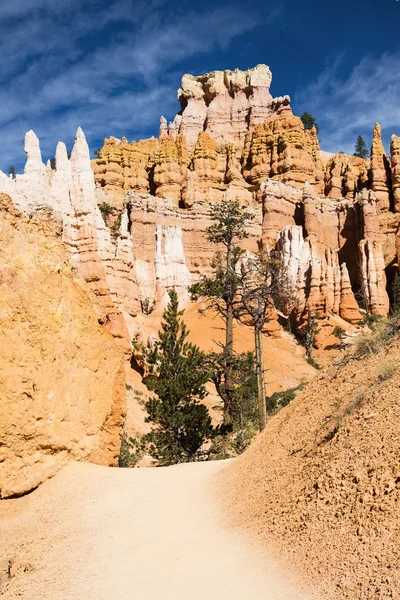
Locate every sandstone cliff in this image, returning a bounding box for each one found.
[3,64,400,370]
[0,194,126,498]
[89,66,400,335]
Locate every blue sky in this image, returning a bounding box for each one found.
[1,0,400,171]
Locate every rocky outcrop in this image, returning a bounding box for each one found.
[93,66,329,207]
[390,134,400,213]
[370,123,391,213]
[0,128,135,352]
[92,66,400,219]
[0,194,125,498]
[4,63,400,349]
[128,193,262,307]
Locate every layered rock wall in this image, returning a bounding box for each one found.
[4,63,400,351]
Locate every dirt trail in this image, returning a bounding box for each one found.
[1,460,314,600]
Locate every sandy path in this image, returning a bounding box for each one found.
[1,460,314,599]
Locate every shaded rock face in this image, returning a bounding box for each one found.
[0,195,125,498]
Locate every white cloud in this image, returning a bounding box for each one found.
[294,52,400,155]
[0,0,273,171]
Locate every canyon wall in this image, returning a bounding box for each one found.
[2,63,400,354]
[2,62,400,495]
[89,65,400,333]
[0,194,125,498]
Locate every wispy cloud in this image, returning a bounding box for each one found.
[294,52,400,155]
[0,0,275,171]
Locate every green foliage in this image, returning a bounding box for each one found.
[110,214,122,238]
[300,112,319,134]
[332,326,346,338]
[304,307,319,358]
[307,356,322,370]
[140,289,213,465]
[392,272,400,315]
[266,384,304,414]
[119,433,144,468]
[141,297,154,315]
[8,165,16,179]
[353,135,369,159]
[205,199,255,247]
[356,313,382,326]
[189,199,254,320]
[98,201,113,225]
[189,199,254,424]
[229,352,258,429]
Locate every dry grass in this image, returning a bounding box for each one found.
[354,317,399,357]
[377,360,397,382]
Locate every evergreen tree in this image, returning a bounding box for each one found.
[189,199,254,425]
[392,272,400,315]
[140,289,212,465]
[300,112,319,134]
[305,306,319,359]
[354,135,369,159]
[8,165,15,179]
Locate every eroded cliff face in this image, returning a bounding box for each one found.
[87,64,400,336]
[0,195,126,498]
[93,65,397,214]
[2,63,400,357]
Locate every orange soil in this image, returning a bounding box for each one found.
[218,338,400,599]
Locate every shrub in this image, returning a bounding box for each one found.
[266,384,305,414]
[377,360,397,382]
[98,202,113,225]
[307,356,322,370]
[141,297,154,315]
[119,433,144,468]
[332,326,346,338]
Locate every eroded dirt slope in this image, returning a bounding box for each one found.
[218,338,400,599]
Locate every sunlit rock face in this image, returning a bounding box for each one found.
[0,193,125,499]
[4,64,400,342]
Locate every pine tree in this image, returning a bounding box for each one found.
[300,112,319,134]
[189,199,254,425]
[392,272,400,315]
[354,136,369,159]
[140,289,212,465]
[305,306,319,359]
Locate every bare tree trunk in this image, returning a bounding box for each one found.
[255,324,267,431]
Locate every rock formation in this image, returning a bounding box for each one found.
[4,63,400,351]
[0,128,136,353]
[0,194,125,498]
[370,123,391,212]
